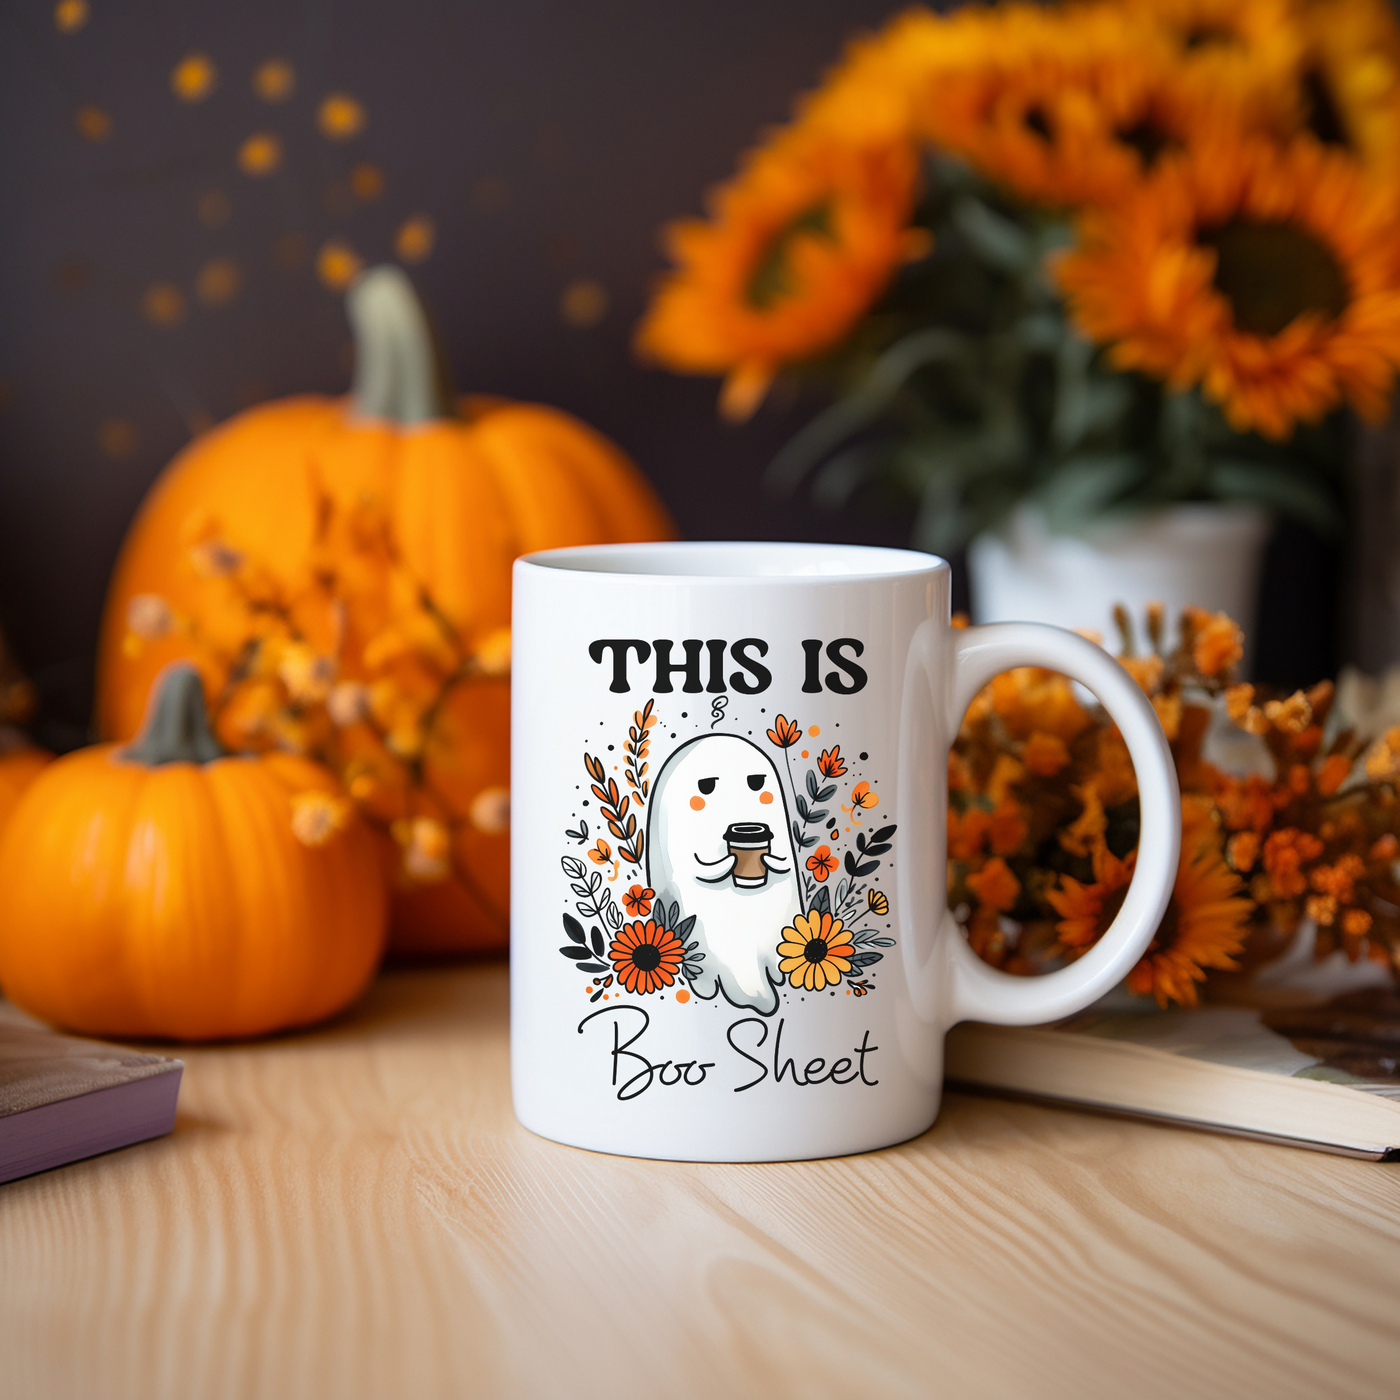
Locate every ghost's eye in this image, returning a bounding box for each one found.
[747,774,766,791]
[697,777,717,795]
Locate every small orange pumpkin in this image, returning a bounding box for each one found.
[96,266,673,954]
[0,746,50,835]
[0,665,387,1041]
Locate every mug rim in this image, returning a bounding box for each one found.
[516,540,949,584]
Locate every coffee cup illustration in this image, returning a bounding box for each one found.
[724,822,774,888]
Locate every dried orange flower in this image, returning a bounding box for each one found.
[967,857,1020,913]
[290,790,351,847]
[954,604,1400,1004]
[1187,609,1244,678]
[1022,731,1070,777]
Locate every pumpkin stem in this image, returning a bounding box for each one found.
[123,663,225,766]
[347,265,457,424]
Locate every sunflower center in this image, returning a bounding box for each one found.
[1302,66,1351,149]
[746,202,834,309]
[631,941,663,972]
[1114,118,1175,169]
[1182,23,1240,50]
[1022,103,1053,141]
[803,937,830,963]
[1199,220,1350,336]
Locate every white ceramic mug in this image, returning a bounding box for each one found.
[511,542,1180,1162]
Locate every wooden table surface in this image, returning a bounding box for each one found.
[2,963,1398,1400]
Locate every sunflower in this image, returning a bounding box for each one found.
[1056,137,1400,439]
[1285,0,1400,173]
[636,116,925,421]
[609,919,686,996]
[919,1,1258,207]
[1048,814,1252,1006]
[1120,0,1303,95]
[778,911,855,991]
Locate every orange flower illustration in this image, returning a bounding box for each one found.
[842,780,880,822]
[777,911,855,991]
[806,845,838,881]
[623,884,655,917]
[767,714,802,748]
[609,919,686,996]
[587,838,613,866]
[817,745,846,778]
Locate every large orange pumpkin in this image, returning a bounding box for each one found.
[96,266,673,954]
[0,747,50,835]
[0,665,386,1041]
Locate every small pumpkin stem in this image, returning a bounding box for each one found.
[123,663,225,766]
[346,265,457,424]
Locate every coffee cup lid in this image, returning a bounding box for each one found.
[723,821,772,846]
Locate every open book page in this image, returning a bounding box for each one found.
[1059,937,1400,1102]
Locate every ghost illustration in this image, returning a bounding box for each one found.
[646,734,803,1014]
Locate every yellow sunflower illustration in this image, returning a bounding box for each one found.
[1055,136,1400,439]
[778,910,855,992]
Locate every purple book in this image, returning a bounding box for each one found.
[0,1007,181,1185]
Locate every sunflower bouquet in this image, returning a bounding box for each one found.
[954,605,1400,1006]
[638,0,1400,554]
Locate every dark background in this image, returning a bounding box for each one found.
[0,0,1349,750]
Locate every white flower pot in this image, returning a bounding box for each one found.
[967,503,1272,659]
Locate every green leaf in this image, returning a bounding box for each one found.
[1039,452,1147,532]
[766,328,974,493]
[951,194,1033,276]
[810,442,888,510]
[1204,458,1342,534]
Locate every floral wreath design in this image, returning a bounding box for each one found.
[559,702,896,1003]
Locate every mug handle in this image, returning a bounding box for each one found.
[940,622,1180,1026]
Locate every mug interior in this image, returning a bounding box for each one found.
[519,540,947,581]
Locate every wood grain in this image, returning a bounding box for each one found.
[2,964,1398,1400]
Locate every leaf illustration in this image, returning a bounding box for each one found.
[852,951,883,967]
[795,794,812,821]
[563,914,587,945]
[590,927,605,957]
[559,946,594,961]
[578,960,609,973]
[676,914,697,940]
[806,769,820,800]
[815,784,836,803]
[812,885,832,916]
[871,825,897,843]
[561,856,586,880]
[606,904,624,930]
